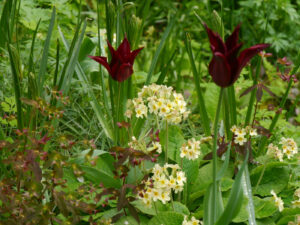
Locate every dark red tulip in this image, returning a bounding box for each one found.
[89,37,143,82]
[204,24,270,87]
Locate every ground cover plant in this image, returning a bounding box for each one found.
[0,0,300,225]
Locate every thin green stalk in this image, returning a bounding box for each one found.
[211,87,224,222]
[153,201,158,215]
[245,61,261,125]
[165,120,168,163]
[258,77,295,153]
[223,89,231,139]
[254,163,267,193]
[228,86,237,125]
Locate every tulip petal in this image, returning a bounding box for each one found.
[129,47,144,64]
[117,37,131,60]
[233,43,270,84]
[209,52,232,87]
[88,56,112,74]
[238,43,270,71]
[225,24,241,50]
[203,23,226,53]
[117,63,133,82]
[238,44,270,68]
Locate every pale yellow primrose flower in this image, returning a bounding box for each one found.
[271,190,284,212]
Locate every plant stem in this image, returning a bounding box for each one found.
[254,163,267,193]
[154,201,158,215]
[165,120,168,163]
[212,87,224,221]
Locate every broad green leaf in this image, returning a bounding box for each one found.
[251,162,290,196]
[81,165,121,188]
[254,196,277,219]
[115,215,149,225]
[189,161,234,202]
[148,212,184,225]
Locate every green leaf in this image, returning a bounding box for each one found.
[254,196,277,219]
[59,26,114,141]
[148,212,184,225]
[190,161,234,202]
[37,7,56,94]
[81,165,121,188]
[159,125,185,162]
[115,215,149,225]
[145,17,175,84]
[251,162,290,196]
[76,153,121,188]
[215,153,249,225]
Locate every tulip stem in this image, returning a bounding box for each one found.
[212,87,224,222]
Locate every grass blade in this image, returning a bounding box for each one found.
[7,44,23,130]
[184,33,211,136]
[145,17,175,85]
[58,29,114,141]
[37,7,56,94]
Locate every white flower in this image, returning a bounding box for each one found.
[158,191,171,204]
[125,109,133,118]
[135,104,147,118]
[152,188,161,202]
[176,171,186,186]
[152,142,162,154]
[234,135,247,146]
[271,190,284,212]
[249,128,258,137]
[292,199,300,208]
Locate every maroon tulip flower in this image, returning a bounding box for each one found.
[89,37,143,82]
[204,24,270,87]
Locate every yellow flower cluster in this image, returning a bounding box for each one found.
[231,125,257,146]
[270,190,284,212]
[280,137,298,159]
[128,136,162,154]
[125,84,190,124]
[267,137,298,161]
[138,163,186,207]
[182,216,202,225]
[180,138,201,160]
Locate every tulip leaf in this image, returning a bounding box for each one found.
[215,152,249,225]
[37,7,56,94]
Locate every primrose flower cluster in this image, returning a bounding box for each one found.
[129,136,162,154]
[125,84,190,124]
[231,125,257,146]
[182,216,202,225]
[180,137,211,161]
[138,164,186,207]
[267,137,298,161]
